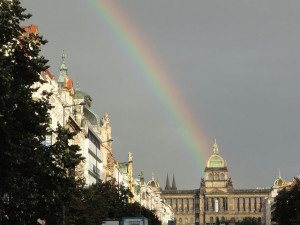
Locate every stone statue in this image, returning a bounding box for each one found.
[200,178,205,187]
[128,152,133,162]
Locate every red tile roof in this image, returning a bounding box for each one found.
[45,69,54,79]
[20,24,39,37]
[66,78,73,90]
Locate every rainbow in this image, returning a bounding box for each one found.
[85,0,211,169]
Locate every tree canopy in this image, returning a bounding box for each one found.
[0,1,83,224]
[236,217,261,225]
[0,2,162,225]
[66,180,161,225]
[272,177,300,225]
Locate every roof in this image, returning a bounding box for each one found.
[206,140,227,168]
[231,189,271,194]
[66,78,73,90]
[84,107,100,127]
[45,69,54,79]
[162,189,198,195]
[20,24,39,37]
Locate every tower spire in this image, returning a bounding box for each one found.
[279,169,282,179]
[165,173,171,190]
[171,174,177,190]
[58,51,68,87]
[213,139,219,154]
[60,50,68,71]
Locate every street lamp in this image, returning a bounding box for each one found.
[100,139,113,144]
[62,101,86,126]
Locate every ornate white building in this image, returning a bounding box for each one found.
[261,172,291,225]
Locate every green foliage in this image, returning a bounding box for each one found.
[66,180,132,224]
[272,177,300,225]
[236,217,261,225]
[0,1,83,224]
[66,181,161,225]
[0,1,162,225]
[140,206,161,225]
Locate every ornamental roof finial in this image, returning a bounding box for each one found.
[58,51,68,85]
[213,139,219,154]
[60,50,68,71]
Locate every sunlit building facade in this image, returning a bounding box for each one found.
[161,141,270,225]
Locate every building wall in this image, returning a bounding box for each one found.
[162,191,196,225]
[161,142,270,225]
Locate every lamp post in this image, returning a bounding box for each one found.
[62,102,86,126]
[100,139,113,144]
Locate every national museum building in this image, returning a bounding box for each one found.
[161,141,270,225]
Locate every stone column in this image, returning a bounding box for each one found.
[245,198,249,212]
[257,198,261,212]
[231,197,235,212]
[220,197,223,212]
[240,198,244,212]
[238,198,242,212]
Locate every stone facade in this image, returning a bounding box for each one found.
[161,140,270,225]
[140,173,174,225]
[100,113,114,181]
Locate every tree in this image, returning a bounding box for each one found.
[66,180,133,225]
[0,1,83,224]
[236,217,261,225]
[272,177,300,225]
[66,181,161,225]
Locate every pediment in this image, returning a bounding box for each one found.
[205,188,227,194]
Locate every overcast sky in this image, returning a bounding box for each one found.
[21,0,300,189]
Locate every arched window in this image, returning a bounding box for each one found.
[221,217,225,222]
[220,173,225,180]
[209,173,213,180]
[210,217,213,223]
[179,218,182,224]
[215,173,219,180]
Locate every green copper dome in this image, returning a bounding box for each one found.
[207,155,225,167]
[206,140,227,168]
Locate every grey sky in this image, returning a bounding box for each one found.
[22,0,300,189]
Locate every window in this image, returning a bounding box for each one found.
[179,218,182,224]
[42,134,52,146]
[215,199,219,212]
[215,173,219,180]
[88,130,100,147]
[220,173,225,180]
